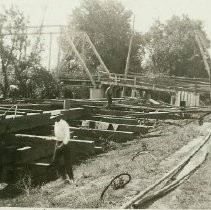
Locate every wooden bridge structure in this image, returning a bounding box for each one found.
[2,24,209,100]
[58,28,211,105]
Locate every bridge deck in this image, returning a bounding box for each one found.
[59,73,211,94]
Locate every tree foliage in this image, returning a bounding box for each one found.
[140,15,210,78]
[61,0,143,76]
[0,7,58,99]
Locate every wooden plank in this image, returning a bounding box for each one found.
[116,124,152,134]
[82,104,162,112]
[69,126,134,142]
[0,107,43,113]
[0,109,27,115]
[4,134,96,164]
[90,116,139,125]
[130,110,211,119]
[81,120,152,134]
[45,108,86,121]
[0,113,51,134]
[93,108,143,117]
[27,162,57,184]
[130,111,176,119]
[94,146,103,154]
[0,103,61,111]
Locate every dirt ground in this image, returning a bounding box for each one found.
[150,154,211,209]
[0,118,210,208]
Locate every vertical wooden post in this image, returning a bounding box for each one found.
[63,99,70,109]
[48,32,52,71]
[134,76,137,86]
[123,15,135,96]
[24,28,27,58]
[81,33,85,60]
[56,27,62,78]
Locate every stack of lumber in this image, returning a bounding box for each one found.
[0,113,51,135]
[0,108,86,135]
[0,134,102,183]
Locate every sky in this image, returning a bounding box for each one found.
[0,0,211,68]
[0,0,210,33]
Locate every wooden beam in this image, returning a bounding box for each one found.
[116,124,152,134]
[45,107,86,121]
[3,134,97,164]
[69,126,134,142]
[81,120,152,134]
[123,15,135,96]
[0,113,51,134]
[0,110,27,115]
[67,35,96,87]
[85,33,110,74]
[0,103,61,110]
[130,110,211,119]
[93,108,144,117]
[92,116,139,125]
[27,162,57,184]
[130,111,175,119]
[0,107,43,113]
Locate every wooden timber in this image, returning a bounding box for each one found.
[2,134,98,164]
[82,104,160,112]
[0,107,43,113]
[0,108,85,135]
[45,107,86,122]
[81,120,152,134]
[116,124,152,134]
[90,116,139,125]
[130,110,211,119]
[93,108,144,117]
[0,103,61,111]
[0,110,27,115]
[69,126,134,142]
[27,162,57,184]
[0,113,51,135]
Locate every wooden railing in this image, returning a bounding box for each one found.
[59,71,211,93]
[100,73,210,93]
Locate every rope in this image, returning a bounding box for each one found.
[100,173,131,200]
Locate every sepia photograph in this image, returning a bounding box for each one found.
[0,0,210,209]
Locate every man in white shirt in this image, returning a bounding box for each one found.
[53,119,74,183]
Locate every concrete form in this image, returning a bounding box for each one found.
[90,88,104,99]
[171,91,200,107]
